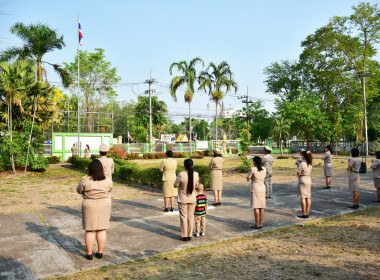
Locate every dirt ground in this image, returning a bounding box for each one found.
[0,156,354,214]
[50,206,380,280]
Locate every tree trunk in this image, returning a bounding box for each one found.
[37,60,43,83]
[189,102,192,154]
[25,97,37,172]
[8,97,16,173]
[215,101,218,148]
[280,140,283,156]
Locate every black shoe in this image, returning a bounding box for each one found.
[373,200,380,203]
[95,253,103,259]
[164,208,169,212]
[268,196,272,199]
[297,215,309,219]
[187,237,192,241]
[251,225,262,229]
[323,186,331,189]
[212,203,218,206]
[180,237,187,241]
[349,205,358,209]
[170,207,174,212]
[217,202,221,206]
[86,254,93,260]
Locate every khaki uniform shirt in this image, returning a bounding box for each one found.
[71,146,78,156]
[174,171,200,203]
[298,161,312,176]
[160,158,177,181]
[247,167,266,192]
[370,159,380,178]
[77,176,113,199]
[99,156,114,178]
[262,154,274,172]
[349,157,361,173]
[209,157,223,170]
[322,151,333,163]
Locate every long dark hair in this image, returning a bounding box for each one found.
[351,148,359,157]
[184,159,194,195]
[326,145,333,154]
[302,151,313,166]
[89,159,106,181]
[253,156,263,171]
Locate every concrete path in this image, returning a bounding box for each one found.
[0,172,379,280]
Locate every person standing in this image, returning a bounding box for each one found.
[85,144,91,159]
[322,145,333,189]
[174,159,200,241]
[295,148,305,166]
[262,146,274,199]
[370,151,380,202]
[98,144,114,179]
[297,151,313,218]
[71,143,78,157]
[194,183,208,237]
[159,150,178,212]
[209,148,224,206]
[247,156,267,229]
[347,148,361,209]
[77,159,113,260]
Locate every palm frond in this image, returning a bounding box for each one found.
[170,76,185,101]
[47,62,72,88]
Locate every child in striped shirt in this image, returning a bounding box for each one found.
[194,183,208,237]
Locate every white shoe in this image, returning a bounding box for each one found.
[200,232,205,236]
[195,233,200,237]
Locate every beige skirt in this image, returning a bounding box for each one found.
[163,179,178,197]
[374,178,380,189]
[250,191,266,209]
[298,176,311,199]
[324,163,333,177]
[349,172,360,192]
[210,170,223,191]
[82,197,111,231]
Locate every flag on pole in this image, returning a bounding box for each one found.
[78,18,83,46]
[194,133,197,141]
[128,131,132,142]
[146,133,149,142]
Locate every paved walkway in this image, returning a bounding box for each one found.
[0,172,379,280]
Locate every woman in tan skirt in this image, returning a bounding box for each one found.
[247,156,267,229]
[159,150,178,212]
[347,148,361,209]
[322,145,333,189]
[84,144,91,159]
[370,151,380,202]
[77,159,113,260]
[174,159,200,241]
[297,151,313,219]
[209,148,224,206]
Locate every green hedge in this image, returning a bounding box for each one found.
[70,156,212,189]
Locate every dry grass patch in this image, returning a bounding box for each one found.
[50,206,380,280]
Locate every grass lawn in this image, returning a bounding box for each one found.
[49,206,380,280]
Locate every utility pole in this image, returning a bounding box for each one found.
[361,75,369,157]
[238,86,254,127]
[145,70,156,152]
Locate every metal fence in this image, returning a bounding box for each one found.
[291,141,377,154]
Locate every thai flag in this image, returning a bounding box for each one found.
[146,133,149,142]
[78,19,83,46]
[194,133,197,141]
[128,131,132,142]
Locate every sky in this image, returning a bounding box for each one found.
[1,0,379,123]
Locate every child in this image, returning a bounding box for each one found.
[194,183,208,237]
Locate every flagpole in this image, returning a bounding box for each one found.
[77,15,81,156]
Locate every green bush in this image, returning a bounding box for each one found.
[338,150,350,156]
[29,155,49,172]
[71,155,92,170]
[205,150,214,157]
[91,154,100,160]
[236,164,251,173]
[47,156,61,164]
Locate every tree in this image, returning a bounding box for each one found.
[193,119,210,141]
[112,101,136,140]
[272,117,291,155]
[198,61,238,143]
[222,118,233,140]
[0,22,71,86]
[169,57,204,151]
[64,48,121,132]
[242,101,273,143]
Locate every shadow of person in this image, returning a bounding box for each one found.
[25,222,85,258]
[0,256,34,280]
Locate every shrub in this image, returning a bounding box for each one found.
[108,146,126,160]
[47,156,61,164]
[338,150,350,156]
[236,164,251,173]
[91,154,100,160]
[230,148,238,154]
[29,155,49,172]
[194,164,211,190]
[277,156,290,159]
[240,155,251,167]
[71,155,92,170]
[182,152,190,158]
[205,150,214,157]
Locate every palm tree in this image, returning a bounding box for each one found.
[198,61,238,145]
[0,22,71,87]
[0,60,34,173]
[169,57,204,152]
[222,118,234,140]
[273,117,291,155]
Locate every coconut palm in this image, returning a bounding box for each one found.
[222,118,234,140]
[0,60,35,173]
[273,117,291,155]
[198,61,238,145]
[0,22,71,87]
[169,57,204,152]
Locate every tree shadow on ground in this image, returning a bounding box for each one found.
[0,256,34,280]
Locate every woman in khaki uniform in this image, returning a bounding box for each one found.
[84,144,91,159]
[347,148,361,209]
[98,144,114,179]
[159,150,178,212]
[247,156,267,229]
[297,151,313,219]
[322,145,333,189]
[174,159,200,241]
[209,148,223,206]
[71,143,78,157]
[77,159,113,260]
[370,151,380,202]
